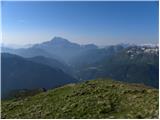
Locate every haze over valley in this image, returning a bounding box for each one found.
[2,37,159,98]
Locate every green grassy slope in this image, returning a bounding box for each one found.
[1,79,159,119]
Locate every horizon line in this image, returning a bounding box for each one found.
[1,36,159,48]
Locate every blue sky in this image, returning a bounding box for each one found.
[2,1,159,45]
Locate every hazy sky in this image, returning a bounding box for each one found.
[2,1,159,46]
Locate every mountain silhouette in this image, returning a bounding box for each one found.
[2,53,77,99]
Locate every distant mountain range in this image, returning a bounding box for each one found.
[1,37,98,64]
[27,55,74,76]
[76,46,159,88]
[1,53,76,99]
[1,37,159,98]
[1,43,33,49]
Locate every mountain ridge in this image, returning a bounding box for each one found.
[2,53,77,99]
[1,37,159,89]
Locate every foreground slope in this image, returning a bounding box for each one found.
[2,79,158,119]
